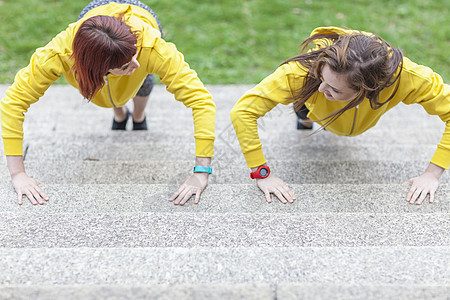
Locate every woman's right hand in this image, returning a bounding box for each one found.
[256,175,296,204]
[7,155,49,205]
[11,172,49,205]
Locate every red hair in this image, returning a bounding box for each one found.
[72,15,138,100]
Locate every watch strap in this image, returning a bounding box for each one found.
[250,165,270,179]
[193,166,212,174]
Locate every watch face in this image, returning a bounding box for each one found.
[259,168,268,177]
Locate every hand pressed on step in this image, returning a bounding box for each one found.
[169,172,209,205]
[405,163,444,205]
[7,155,49,205]
[169,156,211,205]
[11,172,49,205]
[256,176,296,204]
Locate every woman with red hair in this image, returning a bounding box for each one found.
[1,0,216,205]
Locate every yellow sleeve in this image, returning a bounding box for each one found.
[1,47,64,156]
[145,37,216,157]
[401,59,450,169]
[230,63,301,168]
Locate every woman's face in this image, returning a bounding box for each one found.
[318,64,358,101]
[108,52,140,76]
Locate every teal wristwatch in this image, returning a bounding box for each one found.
[193,166,213,174]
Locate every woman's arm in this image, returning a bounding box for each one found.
[1,41,65,204]
[6,156,49,205]
[145,36,216,159]
[231,64,301,203]
[400,58,449,204]
[143,35,216,205]
[1,45,65,157]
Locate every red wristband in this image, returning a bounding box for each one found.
[250,166,270,179]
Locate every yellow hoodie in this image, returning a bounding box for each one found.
[231,27,450,169]
[1,2,216,157]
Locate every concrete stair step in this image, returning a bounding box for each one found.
[19,127,444,145]
[21,106,442,133]
[3,85,444,144]
[1,160,446,184]
[0,284,274,300]
[9,84,440,120]
[4,131,439,168]
[23,141,438,162]
[0,84,246,106]
[1,212,449,247]
[21,100,438,123]
[0,247,448,285]
[0,84,252,108]
[277,284,450,300]
[11,84,442,137]
[0,284,448,300]
[1,184,448,213]
[17,127,444,161]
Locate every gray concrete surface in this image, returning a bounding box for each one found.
[0,160,447,184]
[1,84,449,297]
[0,247,448,284]
[1,212,449,247]
[277,284,450,300]
[23,139,439,162]
[0,284,275,300]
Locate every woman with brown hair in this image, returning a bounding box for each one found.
[230,26,449,205]
[1,0,216,205]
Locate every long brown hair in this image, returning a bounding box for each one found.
[284,29,403,127]
[71,15,138,100]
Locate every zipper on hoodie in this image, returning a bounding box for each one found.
[348,105,358,136]
[105,74,116,108]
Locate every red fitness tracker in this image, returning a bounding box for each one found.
[250,165,270,179]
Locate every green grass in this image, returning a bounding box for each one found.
[0,0,448,84]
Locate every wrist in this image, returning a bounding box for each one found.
[251,163,267,172]
[6,155,26,177]
[194,171,209,179]
[195,156,211,168]
[426,163,445,180]
[10,171,24,179]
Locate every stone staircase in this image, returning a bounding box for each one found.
[0,84,449,299]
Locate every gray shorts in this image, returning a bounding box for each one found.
[78,0,161,97]
[78,0,163,35]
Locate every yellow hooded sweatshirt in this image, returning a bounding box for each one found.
[1,2,215,157]
[231,27,450,169]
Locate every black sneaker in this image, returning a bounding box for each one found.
[132,116,148,130]
[112,108,130,130]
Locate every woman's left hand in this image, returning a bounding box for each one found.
[405,163,444,205]
[169,172,209,205]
